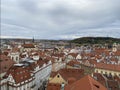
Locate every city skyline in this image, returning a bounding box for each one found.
[1,0,120,39]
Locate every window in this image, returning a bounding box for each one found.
[94,84,100,88]
[57,75,60,78]
[9,77,11,81]
[16,57,18,60]
[12,57,14,60]
[4,66,7,69]
[96,70,98,73]
[0,59,3,62]
[5,59,8,61]
[101,71,103,74]
[109,73,112,77]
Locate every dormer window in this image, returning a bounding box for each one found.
[94,84,100,88]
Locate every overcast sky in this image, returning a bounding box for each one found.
[1,0,120,39]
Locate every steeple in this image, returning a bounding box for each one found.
[32,36,34,43]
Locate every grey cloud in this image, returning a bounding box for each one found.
[1,0,120,39]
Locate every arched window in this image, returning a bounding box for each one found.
[96,70,98,73]
[16,57,19,60]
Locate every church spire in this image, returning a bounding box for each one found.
[32,36,34,43]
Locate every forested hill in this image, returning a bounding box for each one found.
[70,37,120,44]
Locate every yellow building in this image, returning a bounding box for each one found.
[48,68,84,84]
[94,68,120,76]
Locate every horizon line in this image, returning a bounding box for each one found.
[1,36,120,40]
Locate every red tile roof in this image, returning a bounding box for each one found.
[114,51,120,56]
[107,80,119,90]
[0,54,15,74]
[51,53,65,58]
[95,62,120,72]
[12,47,20,52]
[22,44,35,48]
[65,75,107,90]
[47,83,61,90]
[68,53,78,58]
[67,60,80,67]
[86,59,120,72]
[93,73,106,87]
[50,68,84,82]
[7,65,32,84]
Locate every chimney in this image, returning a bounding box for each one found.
[61,82,65,90]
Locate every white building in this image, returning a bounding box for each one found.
[33,59,52,90]
[8,52,20,63]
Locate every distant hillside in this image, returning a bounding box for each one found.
[71,37,120,44]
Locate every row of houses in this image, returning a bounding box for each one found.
[0,55,52,90]
[0,43,67,90]
[0,42,120,90]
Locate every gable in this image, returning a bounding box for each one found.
[8,74,15,83]
[49,73,66,84]
[67,55,74,59]
[76,54,82,59]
